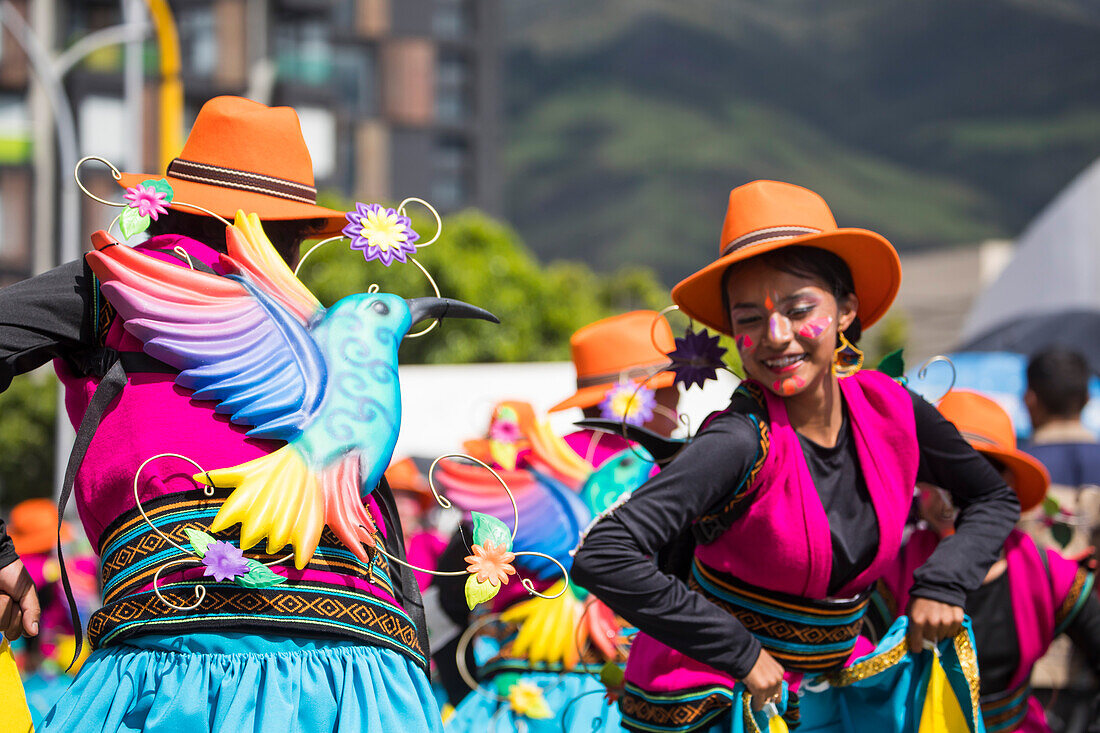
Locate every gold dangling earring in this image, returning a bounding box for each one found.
[832,332,864,378]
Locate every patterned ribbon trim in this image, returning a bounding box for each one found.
[87,580,426,670]
[691,558,870,672]
[1054,569,1094,636]
[721,226,822,256]
[167,158,318,204]
[619,683,734,733]
[97,490,390,605]
[980,680,1032,732]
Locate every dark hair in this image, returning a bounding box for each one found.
[721,245,862,344]
[1027,348,1091,417]
[146,210,326,266]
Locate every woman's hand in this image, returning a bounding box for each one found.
[743,648,785,711]
[906,597,963,654]
[0,559,40,640]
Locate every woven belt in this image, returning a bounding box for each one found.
[88,490,427,670]
[690,558,870,673]
[980,679,1032,733]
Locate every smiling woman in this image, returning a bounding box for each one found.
[570,180,1021,733]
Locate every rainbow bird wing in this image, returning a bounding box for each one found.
[86,228,327,442]
[434,459,590,580]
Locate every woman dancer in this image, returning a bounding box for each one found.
[572,180,1020,732]
[874,390,1100,732]
[0,96,494,732]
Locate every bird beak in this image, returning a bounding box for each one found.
[405,297,500,326]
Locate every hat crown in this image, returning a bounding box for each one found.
[177,96,315,187]
[570,310,674,383]
[720,180,838,255]
[937,390,1018,452]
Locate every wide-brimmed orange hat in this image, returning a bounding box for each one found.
[550,310,676,412]
[8,498,71,555]
[672,180,901,336]
[118,96,347,236]
[384,457,435,512]
[936,390,1049,512]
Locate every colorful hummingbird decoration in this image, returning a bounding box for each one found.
[86,211,498,568]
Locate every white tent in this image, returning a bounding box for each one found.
[959,157,1100,370]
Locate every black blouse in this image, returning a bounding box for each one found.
[571,390,1020,679]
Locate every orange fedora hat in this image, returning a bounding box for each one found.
[118,96,347,236]
[937,390,1049,512]
[671,180,901,336]
[8,498,71,555]
[550,310,676,412]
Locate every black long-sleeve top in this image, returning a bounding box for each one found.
[0,260,98,570]
[968,569,1100,694]
[571,390,1020,679]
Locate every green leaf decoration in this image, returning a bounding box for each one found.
[119,206,150,238]
[599,660,625,689]
[1042,494,1061,518]
[494,672,521,697]
[142,177,175,203]
[234,559,287,588]
[1052,522,1073,549]
[465,573,500,609]
[875,349,906,378]
[471,511,512,551]
[184,528,216,556]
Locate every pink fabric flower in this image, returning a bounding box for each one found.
[124,184,170,220]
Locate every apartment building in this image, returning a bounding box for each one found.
[0,0,501,283]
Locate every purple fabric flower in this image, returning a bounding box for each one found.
[668,327,727,390]
[343,203,420,266]
[489,419,521,443]
[599,381,657,427]
[201,541,250,582]
[123,183,170,220]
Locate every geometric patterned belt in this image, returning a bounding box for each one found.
[979,679,1031,733]
[690,557,870,673]
[87,490,427,671]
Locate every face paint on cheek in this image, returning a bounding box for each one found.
[735,334,755,353]
[772,375,805,396]
[798,316,833,340]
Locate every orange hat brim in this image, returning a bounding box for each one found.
[549,369,676,413]
[117,172,349,238]
[973,445,1050,513]
[671,228,901,336]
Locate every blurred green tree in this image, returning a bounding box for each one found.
[298,207,671,363]
[0,370,57,508]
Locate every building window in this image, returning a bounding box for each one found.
[332,44,377,117]
[79,95,127,162]
[296,107,337,182]
[433,136,469,211]
[435,52,471,124]
[275,18,333,86]
[177,4,218,78]
[433,0,472,39]
[0,96,31,166]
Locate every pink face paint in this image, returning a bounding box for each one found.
[773,375,805,396]
[798,315,833,340]
[735,334,754,352]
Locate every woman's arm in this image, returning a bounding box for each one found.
[908,393,1020,607]
[571,410,764,678]
[1064,582,1100,677]
[0,259,95,391]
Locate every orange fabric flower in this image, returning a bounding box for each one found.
[464,541,517,587]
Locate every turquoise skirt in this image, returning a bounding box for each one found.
[444,671,621,733]
[40,633,443,733]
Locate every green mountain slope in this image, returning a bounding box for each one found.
[503,0,1100,284]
